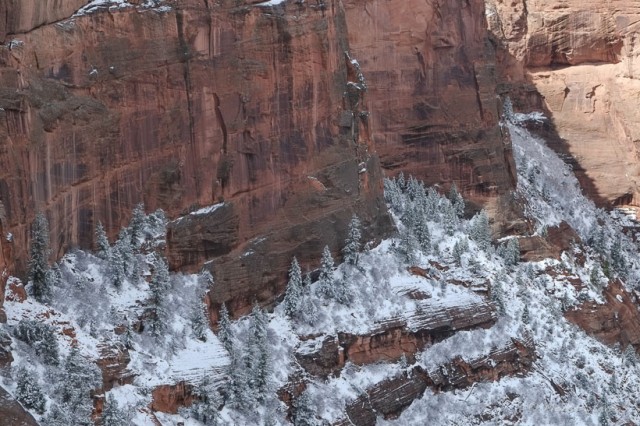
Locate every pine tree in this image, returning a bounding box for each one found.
[414,214,431,253]
[449,183,465,218]
[217,303,233,354]
[284,257,303,318]
[128,202,146,249]
[293,390,317,426]
[190,375,220,426]
[398,229,418,264]
[443,203,458,236]
[247,304,270,402]
[101,393,129,426]
[318,246,336,299]
[491,280,506,315]
[343,214,362,265]
[469,210,492,251]
[299,273,318,325]
[28,212,51,302]
[109,249,126,290]
[227,344,251,409]
[599,393,610,426]
[13,319,59,365]
[521,304,530,324]
[58,346,102,424]
[14,367,46,414]
[95,221,111,260]
[452,239,468,266]
[148,254,171,338]
[114,229,135,278]
[190,295,209,341]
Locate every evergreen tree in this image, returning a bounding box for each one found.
[95,221,111,260]
[293,390,317,426]
[319,246,334,283]
[247,304,270,402]
[148,254,171,337]
[610,239,627,277]
[190,375,220,426]
[284,257,303,318]
[521,304,530,324]
[43,403,74,426]
[624,344,638,366]
[13,319,59,365]
[383,178,403,212]
[218,303,233,354]
[452,239,468,266]
[101,393,129,426]
[343,214,362,266]
[491,280,506,315]
[128,202,146,249]
[190,295,209,341]
[114,229,135,278]
[599,393,610,426]
[448,183,465,218]
[469,210,492,251]
[28,212,51,302]
[443,203,458,236]
[398,229,418,264]
[227,344,251,409]
[109,249,126,290]
[14,367,46,414]
[298,273,318,325]
[58,346,102,425]
[414,214,431,253]
[396,172,405,190]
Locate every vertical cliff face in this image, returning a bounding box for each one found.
[0,0,519,317]
[343,0,517,206]
[487,0,640,207]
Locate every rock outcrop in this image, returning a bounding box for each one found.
[151,381,195,414]
[334,335,536,425]
[565,279,640,352]
[488,0,640,207]
[0,385,38,426]
[296,301,497,378]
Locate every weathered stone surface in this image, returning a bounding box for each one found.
[0,0,87,42]
[343,0,517,209]
[335,336,536,425]
[0,385,38,426]
[565,280,640,352]
[151,381,195,414]
[5,279,26,303]
[519,221,581,261]
[295,335,344,379]
[96,343,135,392]
[297,301,497,377]
[488,0,640,207]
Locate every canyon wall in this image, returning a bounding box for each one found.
[488,0,640,206]
[0,0,517,317]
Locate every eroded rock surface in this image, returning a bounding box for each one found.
[335,335,536,425]
[0,385,38,426]
[488,0,640,206]
[565,279,640,351]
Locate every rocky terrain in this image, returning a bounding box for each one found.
[1,0,640,425]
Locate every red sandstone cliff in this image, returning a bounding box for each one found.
[0,0,516,318]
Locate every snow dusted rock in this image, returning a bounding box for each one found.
[519,221,581,261]
[296,301,498,377]
[96,343,135,392]
[295,335,344,379]
[336,336,536,425]
[5,280,26,303]
[565,279,640,352]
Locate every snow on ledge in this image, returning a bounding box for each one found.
[254,0,287,7]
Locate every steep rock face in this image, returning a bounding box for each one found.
[343,0,517,208]
[488,0,640,206]
[0,0,393,315]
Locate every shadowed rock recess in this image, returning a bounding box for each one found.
[0,0,516,318]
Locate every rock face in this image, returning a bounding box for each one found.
[565,280,640,352]
[151,381,195,414]
[0,385,38,426]
[343,0,517,208]
[296,301,498,378]
[0,0,520,317]
[335,336,536,425]
[488,0,640,206]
